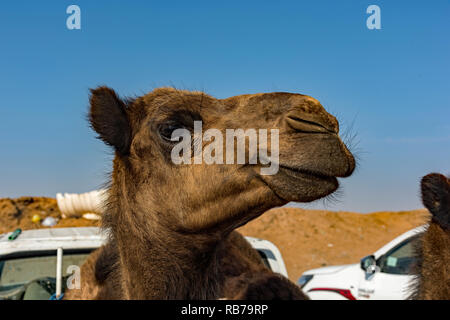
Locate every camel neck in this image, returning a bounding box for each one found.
[111,206,225,299]
[417,223,450,299]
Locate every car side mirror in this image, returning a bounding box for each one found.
[360,255,377,274]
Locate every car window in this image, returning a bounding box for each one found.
[257,250,272,270]
[0,253,90,288]
[378,236,419,275]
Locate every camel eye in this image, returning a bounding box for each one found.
[157,110,201,143]
[158,122,186,142]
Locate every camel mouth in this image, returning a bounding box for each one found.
[261,164,340,203]
[278,165,338,184]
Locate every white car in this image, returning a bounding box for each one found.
[0,227,288,300]
[298,225,426,300]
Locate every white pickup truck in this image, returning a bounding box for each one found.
[0,227,289,300]
[298,225,426,300]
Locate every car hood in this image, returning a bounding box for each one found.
[303,263,358,275]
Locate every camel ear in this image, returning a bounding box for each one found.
[421,173,450,229]
[89,86,131,155]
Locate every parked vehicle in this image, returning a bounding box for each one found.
[0,227,288,300]
[298,225,426,300]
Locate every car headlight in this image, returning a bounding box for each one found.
[297,274,314,288]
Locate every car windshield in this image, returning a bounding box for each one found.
[0,253,90,288]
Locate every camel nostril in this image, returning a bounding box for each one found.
[285,114,336,134]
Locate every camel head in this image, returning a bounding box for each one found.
[89,87,355,235]
[421,173,450,230]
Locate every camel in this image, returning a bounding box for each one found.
[410,173,450,300]
[65,86,355,299]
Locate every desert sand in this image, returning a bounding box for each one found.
[0,197,428,281]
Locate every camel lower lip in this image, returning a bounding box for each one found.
[278,165,335,182]
[263,166,339,203]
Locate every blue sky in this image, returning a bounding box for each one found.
[0,1,449,213]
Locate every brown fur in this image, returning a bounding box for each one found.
[65,87,355,300]
[410,173,450,299]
